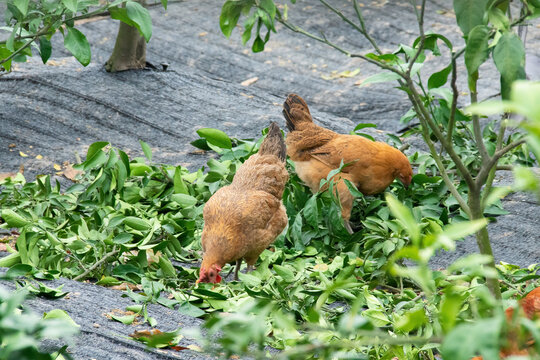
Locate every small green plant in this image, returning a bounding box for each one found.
[0,283,79,360]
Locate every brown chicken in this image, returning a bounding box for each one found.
[197,122,289,284]
[471,286,540,360]
[282,94,412,233]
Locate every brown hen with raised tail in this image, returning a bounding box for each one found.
[197,122,288,284]
[283,94,412,233]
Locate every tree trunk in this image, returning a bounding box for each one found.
[105,2,146,72]
[468,187,502,300]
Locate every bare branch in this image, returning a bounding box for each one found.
[407,0,427,75]
[73,247,120,281]
[446,56,459,143]
[278,19,405,77]
[352,0,382,54]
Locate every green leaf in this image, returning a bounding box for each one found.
[124,216,151,231]
[196,128,232,149]
[395,308,427,332]
[64,27,91,66]
[158,257,176,278]
[43,309,80,328]
[61,0,78,13]
[110,314,137,325]
[113,233,133,244]
[303,195,319,227]
[453,0,489,35]
[126,1,152,42]
[173,167,189,194]
[171,193,198,208]
[353,123,377,131]
[362,309,390,327]
[493,32,526,100]
[385,193,420,244]
[139,140,152,162]
[488,7,509,30]
[39,37,52,64]
[428,64,452,89]
[273,264,295,282]
[160,0,167,10]
[95,276,122,286]
[1,209,30,228]
[109,6,135,26]
[6,264,34,277]
[440,218,488,242]
[13,0,29,17]
[359,71,401,86]
[0,44,13,71]
[464,25,490,76]
[86,142,109,160]
[220,1,243,38]
[252,35,265,52]
[177,301,205,317]
[441,318,502,360]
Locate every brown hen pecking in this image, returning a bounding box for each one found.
[282,94,412,233]
[197,122,289,284]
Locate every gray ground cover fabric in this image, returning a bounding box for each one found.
[0,0,539,358]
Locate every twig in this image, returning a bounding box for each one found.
[73,247,119,281]
[447,56,458,143]
[352,0,382,54]
[278,18,405,77]
[476,138,527,186]
[481,117,508,207]
[407,0,427,75]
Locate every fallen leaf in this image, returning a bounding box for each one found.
[93,323,101,328]
[240,92,254,99]
[322,68,361,80]
[53,164,62,171]
[35,154,43,159]
[19,151,28,157]
[131,329,162,338]
[62,163,82,181]
[110,283,142,291]
[198,32,208,37]
[170,345,189,351]
[0,172,18,181]
[313,263,329,272]
[241,76,259,86]
[8,143,16,148]
[0,243,7,252]
[187,344,203,352]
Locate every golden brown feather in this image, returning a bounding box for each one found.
[283,94,412,233]
[197,122,289,284]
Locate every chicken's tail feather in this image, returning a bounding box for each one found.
[283,94,312,132]
[259,122,286,162]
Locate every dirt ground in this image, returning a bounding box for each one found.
[0,0,539,358]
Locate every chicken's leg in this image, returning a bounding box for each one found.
[233,259,242,281]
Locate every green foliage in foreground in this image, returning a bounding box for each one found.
[0,279,79,360]
[0,121,538,358]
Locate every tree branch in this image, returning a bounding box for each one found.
[73,247,120,281]
[352,0,382,54]
[446,56,459,143]
[278,18,405,77]
[404,75,475,188]
[407,0,427,75]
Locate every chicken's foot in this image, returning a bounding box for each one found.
[234,259,242,281]
[344,220,354,235]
